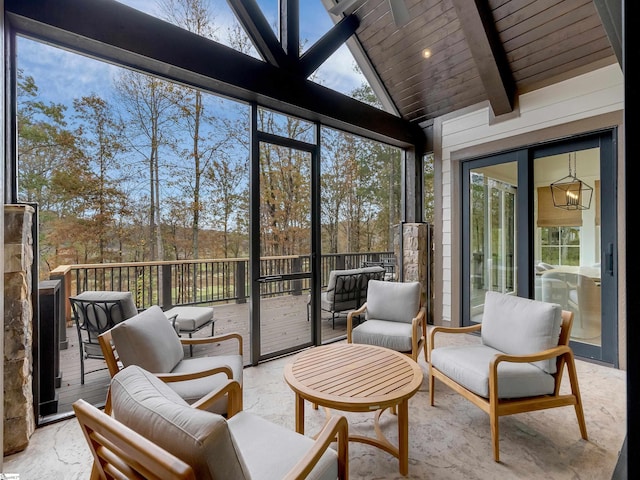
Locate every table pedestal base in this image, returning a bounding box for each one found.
[306,400,410,476]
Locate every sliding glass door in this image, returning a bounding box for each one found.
[533,148,602,347]
[467,161,518,322]
[462,131,618,365]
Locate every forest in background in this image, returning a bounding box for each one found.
[16,0,433,278]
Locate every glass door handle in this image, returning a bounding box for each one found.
[606,243,614,276]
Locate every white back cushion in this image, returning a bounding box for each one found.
[481,291,562,373]
[110,305,184,373]
[365,280,420,323]
[110,365,250,480]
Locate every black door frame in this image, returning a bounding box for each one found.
[461,129,618,365]
[249,104,321,365]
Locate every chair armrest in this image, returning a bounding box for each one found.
[411,307,427,350]
[490,345,572,366]
[155,364,233,383]
[191,379,243,416]
[412,307,427,329]
[180,332,243,355]
[428,323,482,361]
[346,303,368,343]
[283,415,349,480]
[489,346,573,397]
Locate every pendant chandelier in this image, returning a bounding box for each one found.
[549,152,593,210]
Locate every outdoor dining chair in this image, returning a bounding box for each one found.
[69,291,139,384]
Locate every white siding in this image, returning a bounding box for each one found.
[438,64,624,322]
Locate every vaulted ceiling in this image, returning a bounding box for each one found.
[324,0,621,126]
[225,0,621,134]
[4,0,622,150]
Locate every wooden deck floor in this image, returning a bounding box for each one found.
[47,294,351,422]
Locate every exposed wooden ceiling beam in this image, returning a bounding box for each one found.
[5,0,423,148]
[298,14,359,78]
[226,0,290,69]
[450,0,515,116]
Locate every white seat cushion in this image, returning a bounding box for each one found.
[352,319,413,352]
[170,354,244,414]
[431,344,556,398]
[165,306,214,332]
[228,411,338,480]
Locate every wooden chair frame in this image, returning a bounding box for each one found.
[98,329,245,411]
[428,310,588,462]
[80,377,349,480]
[73,398,195,480]
[347,302,427,362]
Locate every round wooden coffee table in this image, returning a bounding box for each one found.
[283,343,423,476]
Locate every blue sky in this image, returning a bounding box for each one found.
[17,0,366,107]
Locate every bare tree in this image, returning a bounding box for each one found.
[159,0,227,259]
[73,94,129,262]
[115,71,177,261]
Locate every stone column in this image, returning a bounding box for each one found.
[394,222,430,308]
[4,204,35,455]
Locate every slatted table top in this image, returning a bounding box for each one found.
[284,343,423,412]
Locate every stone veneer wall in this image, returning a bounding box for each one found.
[394,223,429,306]
[4,205,35,455]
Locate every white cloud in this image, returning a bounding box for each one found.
[17,1,368,106]
[314,44,366,95]
[17,37,119,105]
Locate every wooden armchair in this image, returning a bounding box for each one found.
[347,280,427,362]
[78,365,349,480]
[428,291,588,462]
[98,305,244,415]
[73,398,195,480]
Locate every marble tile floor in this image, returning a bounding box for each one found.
[3,335,626,480]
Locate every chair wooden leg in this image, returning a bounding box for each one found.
[490,398,500,462]
[566,356,588,440]
[490,413,500,462]
[428,368,435,406]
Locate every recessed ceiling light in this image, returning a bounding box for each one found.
[422,49,432,59]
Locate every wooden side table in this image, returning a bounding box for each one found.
[284,343,423,476]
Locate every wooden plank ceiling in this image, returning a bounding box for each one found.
[333,0,618,125]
